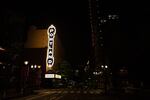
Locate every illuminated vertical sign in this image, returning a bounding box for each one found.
[46,25,56,68]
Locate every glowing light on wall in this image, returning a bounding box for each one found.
[38,65,41,68]
[46,25,56,68]
[55,74,61,79]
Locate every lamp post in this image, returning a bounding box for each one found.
[21,61,29,95]
[24,61,29,79]
[101,65,109,94]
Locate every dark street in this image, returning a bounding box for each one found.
[11,88,150,100]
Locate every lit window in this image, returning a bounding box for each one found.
[100,20,106,23]
[108,15,112,19]
[108,14,119,20]
[93,72,96,75]
[100,37,103,39]
[103,19,107,22]
[3,66,5,69]
[112,16,115,19]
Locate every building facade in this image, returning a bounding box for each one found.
[88,0,120,89]
[24,25,64,88]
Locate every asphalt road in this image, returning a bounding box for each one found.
[13,88,150,100]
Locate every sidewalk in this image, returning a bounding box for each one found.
[11,88,51,100]
[1,88,35,100]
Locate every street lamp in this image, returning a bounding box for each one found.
[34,65,37,68]
[21,61,29,95]
[31,65,34,68]
[24,61,29,65]
[105,65,108,69]
[101,65,104,68]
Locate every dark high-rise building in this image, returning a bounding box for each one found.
[88,0,120,68]
[88,0,120,89]
[88,0,104,68]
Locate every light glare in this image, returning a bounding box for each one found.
[31,65,34,68]
[105,65,108,68]
[55,74,61,79]
[24,61,29,65]
[38,65,41,68]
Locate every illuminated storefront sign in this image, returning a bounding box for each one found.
[46,25,56,68]
[45,74,61,79]
[45,74,55,78]
[55,74,61,79]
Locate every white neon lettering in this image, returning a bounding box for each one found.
[46,25,56,68]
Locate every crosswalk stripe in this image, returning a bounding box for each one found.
[84,91,87,94]
[46,89,103,95]
[70,91,74,93]
[63,91,68,93]
[50,91,56,93]
[58,91,62,93]
[90,91,94,94]
[95,91,100,94]
[77,91,80,93]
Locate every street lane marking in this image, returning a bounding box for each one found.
[84,91,87,94]
[90,91,94,94]
[77,91,81,93]
[95,91,100,94]
[58,91,62,93]
[70,91,74,93]
[64,91,68,93]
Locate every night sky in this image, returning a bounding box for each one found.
[1,0,91,65]
[0,0,147,74]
